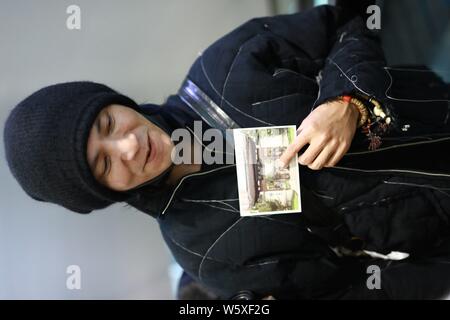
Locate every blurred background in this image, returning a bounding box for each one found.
[0,0,449,299]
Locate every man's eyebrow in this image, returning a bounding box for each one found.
[96,115,102,135]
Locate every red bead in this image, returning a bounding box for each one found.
[342,95,352,103]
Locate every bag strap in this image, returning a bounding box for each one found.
[178,78,239,144]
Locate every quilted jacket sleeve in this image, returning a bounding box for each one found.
[312,13,389,107]
[267,5,389,107]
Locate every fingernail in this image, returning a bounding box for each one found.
[275,159,286,169]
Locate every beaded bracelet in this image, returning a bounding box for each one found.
[339,95,369,128]
[355,93,393,151]
[340,93,393,151]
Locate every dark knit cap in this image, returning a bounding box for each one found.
[4,81,140,213]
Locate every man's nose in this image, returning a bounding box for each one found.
[110,133,139,161]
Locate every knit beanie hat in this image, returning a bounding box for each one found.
[3,81,142,213]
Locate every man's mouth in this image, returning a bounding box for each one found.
[144,131,157,171]
[143,135,151,171]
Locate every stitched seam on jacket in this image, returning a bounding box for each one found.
[181,199,239,213]
[161,164,236,216]
[220,45,244,111]
[200,47,275,126]
[200,202,239,214]
[341,189,422,214]
[251,93,302,106]
[165,234,227,265]
[198,218,244,282]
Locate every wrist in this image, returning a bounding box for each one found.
[340,95,366,128]
[349,102,361,126]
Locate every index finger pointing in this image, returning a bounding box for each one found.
[279,131,309,167]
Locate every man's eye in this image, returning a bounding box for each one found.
[107,114,114,135]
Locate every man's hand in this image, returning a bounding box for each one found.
[279,100,360,170]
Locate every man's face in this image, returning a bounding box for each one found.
[86,104,174,191]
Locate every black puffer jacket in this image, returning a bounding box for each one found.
[131,5,450,299]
